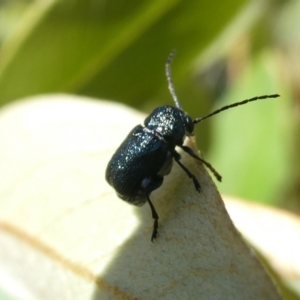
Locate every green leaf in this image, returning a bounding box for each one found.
[0,0,246,105]
[208,50,293,205]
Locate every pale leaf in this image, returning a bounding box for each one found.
[0,95,280,299]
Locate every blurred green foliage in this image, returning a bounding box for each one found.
[0,0,244,103]
[0,0,298,209]
[0,0,299,297]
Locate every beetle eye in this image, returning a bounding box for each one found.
[185,115,194,134]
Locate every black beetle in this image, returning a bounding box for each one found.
[105,51,279,241]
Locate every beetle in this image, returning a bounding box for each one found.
[105,51,279,241]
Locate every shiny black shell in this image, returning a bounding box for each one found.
[105,105,194,206]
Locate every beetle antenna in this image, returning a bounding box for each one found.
[166,50,182,110]
[193,94,280,124]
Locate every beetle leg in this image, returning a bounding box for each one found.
[180,145,222,182]
[146,195,159,242]
[172,150,201,192]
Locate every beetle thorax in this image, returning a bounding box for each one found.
[144,105,193,145]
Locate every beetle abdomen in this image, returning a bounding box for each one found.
[106,125,171,206]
